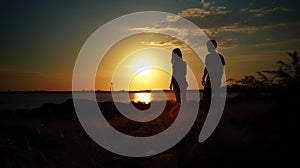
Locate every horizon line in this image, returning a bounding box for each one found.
[0,89,204,93]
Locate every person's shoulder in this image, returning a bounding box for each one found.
[205,53,214,62]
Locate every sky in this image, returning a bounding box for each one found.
[0,0,300,91]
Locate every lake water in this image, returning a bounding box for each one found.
[0,91,203,111]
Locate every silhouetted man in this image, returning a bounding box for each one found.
[201,40,225,105]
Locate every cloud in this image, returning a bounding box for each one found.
[177,6,232,19]
[178,8,213,18]
[240,7,290,17]
[202,23,257,36]
[218,38,239,49]
[202,22,285,37]
[201,0,211,9]
[129,24,208,52]
[141,37,190,51]
[170,4,289,37]
[129,3,291,51]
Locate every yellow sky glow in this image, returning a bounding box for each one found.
[95,33,205,91]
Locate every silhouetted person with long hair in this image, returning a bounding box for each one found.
[201,40,225,105]
[169,48,188,103]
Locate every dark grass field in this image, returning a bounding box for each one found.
[0,94,298,167]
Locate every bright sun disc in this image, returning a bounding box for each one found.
[139,68,151,75]
[134,92,152,104]
[135,58,152,74]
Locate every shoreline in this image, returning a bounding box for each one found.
[0,89,204,94]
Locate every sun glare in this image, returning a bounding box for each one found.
[139,68,151,75]
[110,48,172,91]
[134,58,153,76]
[133,92,152,104]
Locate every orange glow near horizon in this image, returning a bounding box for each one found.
[95,33,205,91]
[112,49,172,91]
[129,68,171,91]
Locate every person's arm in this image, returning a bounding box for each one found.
[202,67,207,86]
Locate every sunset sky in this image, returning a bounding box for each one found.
[1,0,300,91]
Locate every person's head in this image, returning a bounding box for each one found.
[171,48,182,63]
[172,48,182,58]
[206,40,217,53]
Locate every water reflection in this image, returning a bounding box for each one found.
[133,92,152,104]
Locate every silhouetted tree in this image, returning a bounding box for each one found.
[262,51,300,88]
[227,72,271,88]
[229,51,300,89]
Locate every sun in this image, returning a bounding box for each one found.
[133,92,152,104]
[134,58,153,76]
[110,48,172,91]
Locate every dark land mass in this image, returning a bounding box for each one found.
[0,89,298,167]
